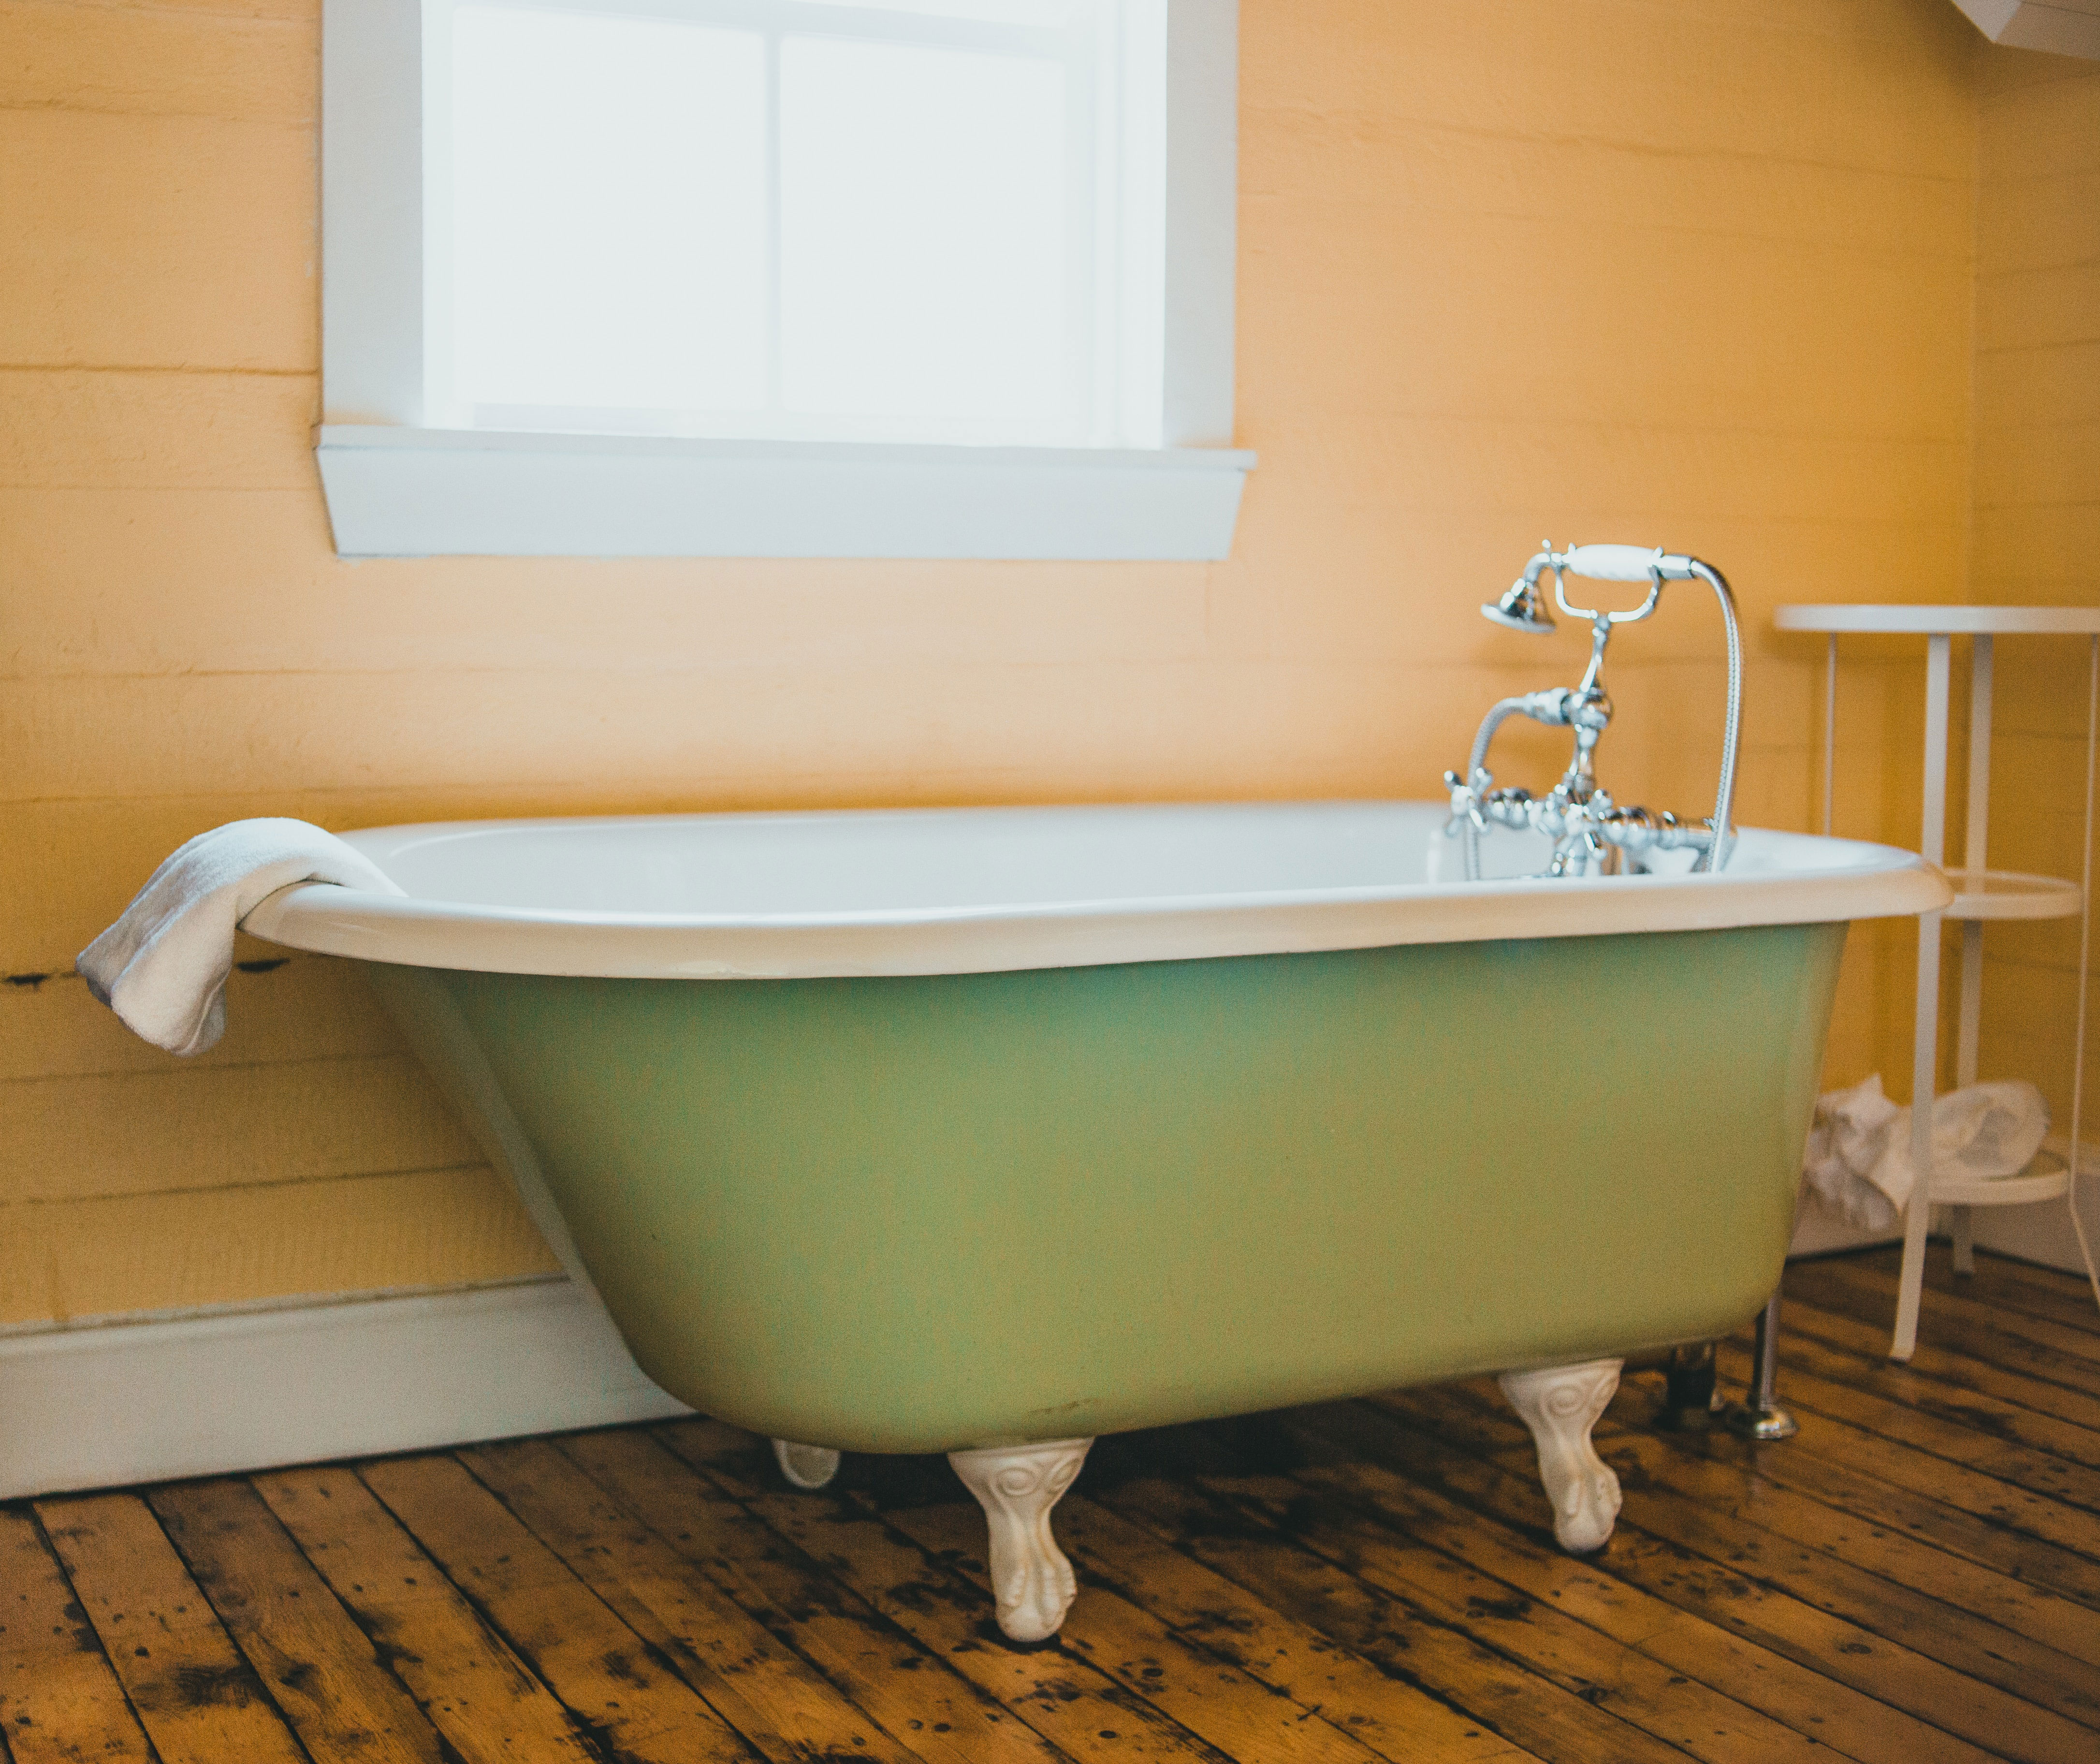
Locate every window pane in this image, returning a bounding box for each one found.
[779,34,1072,429]
[450,4,768,417]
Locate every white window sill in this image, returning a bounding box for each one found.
[314,426,1256,561]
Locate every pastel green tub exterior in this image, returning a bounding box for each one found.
[363,917,1845,1455]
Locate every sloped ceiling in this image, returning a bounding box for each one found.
[1954,0,2100,59]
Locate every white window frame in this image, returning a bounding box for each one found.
[317,0,1252,560]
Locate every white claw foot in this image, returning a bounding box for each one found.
[772,1439,842,1489]
[949,1437,1092,1643]
[1498,1358,1624,1554]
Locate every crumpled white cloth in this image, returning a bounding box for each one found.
[1803,1073,2050,1230]
[77,818,402,1057]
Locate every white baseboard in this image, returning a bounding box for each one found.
[1968,1205,2099,1280]
[0,1278,689,1501]
[1787,1200,1903,1260]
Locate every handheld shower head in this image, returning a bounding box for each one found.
[1482,576,1557,633]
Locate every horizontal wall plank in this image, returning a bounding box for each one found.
[28,0,318,23]
[1967,650,2100,739]
[0,1053,481,1203]
[1821,913,1925,1088]
[0,653,1864,810]
[0,491,1955,685]
[1245,108,1971,259]
[0,368,314,489]
[1978,40,2099,102]
[1607,0,1981,52]
[0,112,315,372]
[1247,0,1976,181]
[1225,486,1966,614]
[1974,504,2100,586]
[1237,418,1969,528]
[0,489,1211,678]
[0,665,1237,802]
[1975,418,2100,509]
[1978,265,2100,353]
[1240,206,1972,443]
[0,957,401,1083]
[1980,68,2100,182]
[1974,977,2100,1127]
[0,380,1971,512]
[0,1164,558,1325]
[1977,171,2100,276]
[0,0,315,122]
[1219,509,1965,675]
[1979,339,2100,431]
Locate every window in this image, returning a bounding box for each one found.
[434,0,1162,448]
[319,0,1250,559]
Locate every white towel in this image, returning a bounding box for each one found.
[77,818,403,1057]
[1802,1073,2050,1230]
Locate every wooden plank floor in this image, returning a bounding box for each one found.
[6,1244,2100,1764]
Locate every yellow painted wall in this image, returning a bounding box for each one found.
[0,0,2003,1325]
[1968,47,2100,1133]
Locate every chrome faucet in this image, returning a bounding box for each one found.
[1444,544,1743,881]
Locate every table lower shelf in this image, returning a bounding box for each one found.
[1930,1138,2100,1208]
[1933,1161,2070,1207]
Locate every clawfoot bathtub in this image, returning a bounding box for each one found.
[243,800,1944,1641]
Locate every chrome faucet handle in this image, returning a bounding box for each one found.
[1461,542,1742,879]
[1551,544,1697,626]
[1442,767,1485,835]
[1444,768,1540,829]
[1483,788,1535,830]
[1590,802,1715,856]
[1562,544,1700,583]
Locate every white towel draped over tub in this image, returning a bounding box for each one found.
[77,818,402,1057]
[1803,1073,2050,1230]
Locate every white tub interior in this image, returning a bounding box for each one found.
[341,800,1902,919]
[237,799,1948,979]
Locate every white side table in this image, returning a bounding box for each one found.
[1774,605,2100,1360]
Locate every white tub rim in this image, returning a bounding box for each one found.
[239,799,1951,980]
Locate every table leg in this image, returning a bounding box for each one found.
[1893,634,1951,1362]
[1954,913,1983,1278]
[2070,637,2100,1316]
[1823,633,1837,837]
